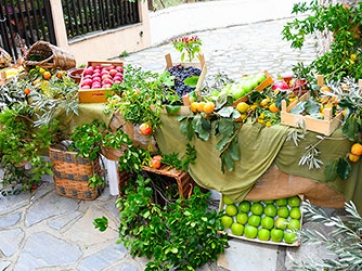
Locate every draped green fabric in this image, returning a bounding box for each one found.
[154,114,362,214]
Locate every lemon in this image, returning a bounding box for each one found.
[236,102,249,113]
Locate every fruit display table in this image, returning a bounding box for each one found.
[154,113,361,213]
[63,105,360,213]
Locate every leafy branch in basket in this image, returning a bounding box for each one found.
[292,200,362,271]
[159,143,197,171]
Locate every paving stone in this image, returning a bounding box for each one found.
[0,211,21,229]
[77,244,127,271]
[217,238,282,271]
[48,211,82,230]
[25,191,79,227]
[14,232,82,271]
[63,205,119,246]
[0,229,24,257]
[0,193,30,215]
[0,261,11,271]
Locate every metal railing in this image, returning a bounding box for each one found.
[62,0,140,39]
[0,0,55,61]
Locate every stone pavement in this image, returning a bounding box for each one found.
[1,1,345,271]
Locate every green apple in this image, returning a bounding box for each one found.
[263,199,274,204]
[251,203,264,215]
[231,222,244,236]
[223,194,234,205]
[220,215,233,229]
[236,212,248,225]
[261,216,274,230]
[284,230,298,244]
[258,228,271,241]
[225,204,238,216]
[238,201,251,213]
[290,207,301,219]
[288,219,301,231]
[275,217,288,230]
[244,225,258,239]
[275,198,288,206]
[271,228,284,242]
[264,204,277,217]
[277,206,289,218]
[288,196,301,207]
[248,215,261,227]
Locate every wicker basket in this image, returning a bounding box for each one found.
[49,144,104,200]
[24,41,76,72]
[142,165,200,199]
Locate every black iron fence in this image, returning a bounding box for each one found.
[62,0,140,39]
[0,0,140,62]
[0,0,55,61]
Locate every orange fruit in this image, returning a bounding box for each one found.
[190,102,198,113]
[204,101,215,114]
[269,103,280,113]
[260,98,270,108]
[250,104,258,111]
[349,153,360,163]
[196,102,206,112]
[43,71,52,80]
[351,143,362,156]
[24,88,31,95]
[236,102,249,113]
[320,85,331,92]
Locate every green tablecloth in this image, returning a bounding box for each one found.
[154,114,361,214]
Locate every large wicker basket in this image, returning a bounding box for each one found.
[23,41,76,72]
[49,144,104,200]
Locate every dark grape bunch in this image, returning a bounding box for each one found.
[167,64,202,99]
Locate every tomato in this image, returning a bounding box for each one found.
[139,123,152,135]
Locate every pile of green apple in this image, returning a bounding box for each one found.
[220,195,302,245]
[218,73,268,101]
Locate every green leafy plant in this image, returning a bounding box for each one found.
[106,64,177,130]
[293,200,362,271]
[282,1,362,81]
[159,143,197,171]
[0,103,56,193]
[171,36,203,63]
[95,175,228,271]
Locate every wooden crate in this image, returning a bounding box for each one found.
[281,92,344,136]
[165,53,207,105]
[142,165,200,199]
[78,61,124,103]
[218,195,303,247]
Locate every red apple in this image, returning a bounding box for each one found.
[109,69,117,77]
[81,78,92,87]
[139,123,152,135]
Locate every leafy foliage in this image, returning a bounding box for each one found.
[106,64,177,130]
[108,175,229,271]
[293,200,362,271]
[0,103,56,193]
[160,143,197,171]
[282,1,362,81]
[178,100,243,172]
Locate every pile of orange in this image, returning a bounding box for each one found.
[349,143,362,162]
[190,101,215,114]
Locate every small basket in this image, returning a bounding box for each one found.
[142,165,200,199]
[24,41,76,72]
[49,144,104,200]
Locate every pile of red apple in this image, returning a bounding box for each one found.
[80,64,124,89]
